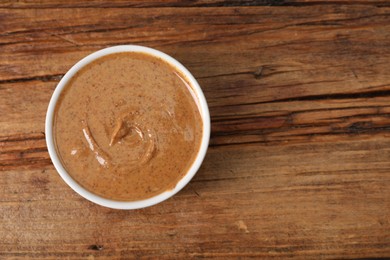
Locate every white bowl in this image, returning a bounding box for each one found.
[45,45,210,210]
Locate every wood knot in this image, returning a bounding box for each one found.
[89,245,104,251]
[348,121,373,134]
[253,66,263,79]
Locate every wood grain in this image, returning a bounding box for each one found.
[0,1,389,259]
[0,0,389,8]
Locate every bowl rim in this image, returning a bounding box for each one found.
[45,45,210,210]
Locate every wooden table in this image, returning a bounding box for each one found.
[1,0,389,258]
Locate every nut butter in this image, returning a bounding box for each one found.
[53,52,203,201]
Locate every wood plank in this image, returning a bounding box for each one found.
[3,79,390,150]
[1,6,390,82]
[0,3,389,259]
[0,0,389,8]
[0,140,389,258]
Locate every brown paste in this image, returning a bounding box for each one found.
[53,52,203,201]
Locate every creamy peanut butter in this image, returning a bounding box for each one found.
[53,52,203,201]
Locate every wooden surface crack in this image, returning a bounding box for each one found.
[0,74,63,84]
